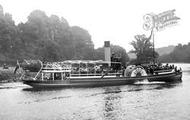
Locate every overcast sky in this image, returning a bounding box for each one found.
[0,0,189,52]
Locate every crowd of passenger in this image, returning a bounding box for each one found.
[142,63,182,74]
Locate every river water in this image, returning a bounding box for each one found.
[0,63,190,120]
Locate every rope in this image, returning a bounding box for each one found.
[34,60,43,80]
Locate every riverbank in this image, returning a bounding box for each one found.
[0,67,20,83]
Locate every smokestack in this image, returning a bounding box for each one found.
[104,41,111,66]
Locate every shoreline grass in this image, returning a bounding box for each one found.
[0,67,19,83]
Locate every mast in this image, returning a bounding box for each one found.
[151,29,155,64]
[148,29,155,64]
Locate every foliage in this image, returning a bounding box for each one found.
[158,43,190,63]
[0,5,129,65]
[130,33,159,64]
[111,45,129,66]
[155,45,175,56]
[0,12,18,62]
[0,67,16,81]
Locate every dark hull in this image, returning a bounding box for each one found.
[148,72,182,83]
[23,72,182,88]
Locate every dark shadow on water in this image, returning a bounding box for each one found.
[22,87,69,92]
[103,86,122,120]
[153,83,182,90]
[124,82,182,92]
[103,86,122,94]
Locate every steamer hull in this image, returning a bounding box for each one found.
[148,72,182,83]
[23,77,139,88]
[23,72,182,88]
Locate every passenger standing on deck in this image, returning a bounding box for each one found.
[150,66,154,74]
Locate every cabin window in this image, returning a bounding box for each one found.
[87,63,95,75]
[80,63,88,74]
[43,73,52,80]
[71,63,80,74]
[54,73,61,80]
[65,72,70,77]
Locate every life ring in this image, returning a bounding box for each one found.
[130,66,147,77]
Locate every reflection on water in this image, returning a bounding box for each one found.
[0,63,190,120]
[103,87,122,120]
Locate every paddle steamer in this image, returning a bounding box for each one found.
[17,41,182,88]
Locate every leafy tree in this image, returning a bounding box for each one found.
[111,45,129,66]
[0,4,130,65]
[70,26,94,60]
[94,47,104,60]
[0,11,19,63]
[39,40,60,61]
[130,32,159,64]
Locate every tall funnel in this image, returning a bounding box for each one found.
[104,41,111,66]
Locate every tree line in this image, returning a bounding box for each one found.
[158,43,190,63]
[0,5,129,65]
[1,4,187,66]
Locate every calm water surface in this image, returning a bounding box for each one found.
[0,63,190,120]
